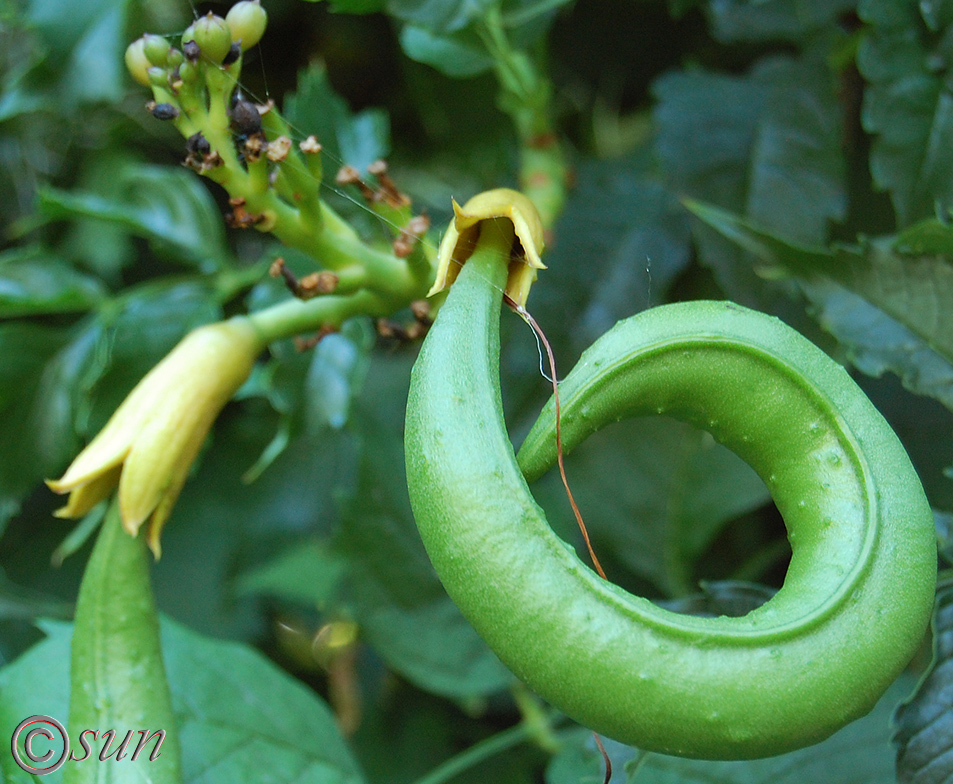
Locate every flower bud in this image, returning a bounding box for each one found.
[47,318,264,558]
[142,34,170,67]
[124,38,152,87]
[181,23,196,49]
[147,66,168,87]
[226,0,268,51]
[178,60,198,83]
[193,12,233,63]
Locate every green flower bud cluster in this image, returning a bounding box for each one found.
[122,0,437,345]
[123,2,271,183]
[125,1,267,86]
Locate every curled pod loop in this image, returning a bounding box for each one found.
[405,252,937,759]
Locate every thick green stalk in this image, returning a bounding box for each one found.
[478,7,568,229]
[65,502,180,784]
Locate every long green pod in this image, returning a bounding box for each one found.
[405,241,936,759]
[65,502,181,783]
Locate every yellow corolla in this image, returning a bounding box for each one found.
[47,317,263,557]
[429,188,546,309]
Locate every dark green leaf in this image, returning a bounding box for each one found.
[744,57,846,245]
[0,0,132,118]
[657,580,777,618]
[284,64,390,174]
[895,583,953,783]
[0,248,106,317]
[800,279,953,410]
[653,55,845,301]
[304,320,374,431]
[329,0,388,12]
[339,110,392,179]
[154,416,356,640]
[0,319,100,534]
[0,618,366,784]
[399,25,495,78]
[38,165,230,271]
[532,417,771,597]
[685,199,953,407]
[0,621,71,784]
[705,0,857,43]
[163,618,366,784]
[387,0,494,34]
[537,157,693,347]
[859,0,953,225]
[236,539,348,607]
[936,511,953,565]
[894,217,953,255]
[0,570,73,621]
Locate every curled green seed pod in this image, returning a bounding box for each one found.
[193,12,233,64]
[405,224,937,759]
[226,0,268,51]
[124,38,152,87]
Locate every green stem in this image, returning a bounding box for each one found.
[410,723,536,784]
[248,288,387,344]
[478,6,568,229]
[65,501,181,784]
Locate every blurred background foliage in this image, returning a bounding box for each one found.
[1,0,953,781]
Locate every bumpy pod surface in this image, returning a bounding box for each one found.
[405,250,937,759]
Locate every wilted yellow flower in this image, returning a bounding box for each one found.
[429,188,546,308]
[47,318,264,557]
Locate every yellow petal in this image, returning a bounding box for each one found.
[116,318,261,536]
[429,188,546,307]
[51,464,122,519]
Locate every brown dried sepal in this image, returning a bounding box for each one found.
[367,160,411,209]
[294,324,338,352]
[267,135,293,163]
[376,318,427,342]
[335,165,376,202]
[410,299,431,324]
[242,132,267,163]
[226,196,265,228]
[335,160,412,211]
[300,135,322,154]
[393,214,430,258]
[269,258,338,300]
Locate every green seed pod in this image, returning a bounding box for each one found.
[226,0,268,51]
[167,47,184,68]
[193,12,233,63]
[142,33,170,67]
[64,503,181,783]
[405,226,937,759]
[124,37,152,87]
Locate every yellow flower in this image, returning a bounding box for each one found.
[429,188,546,309]
[47,318,263,557]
